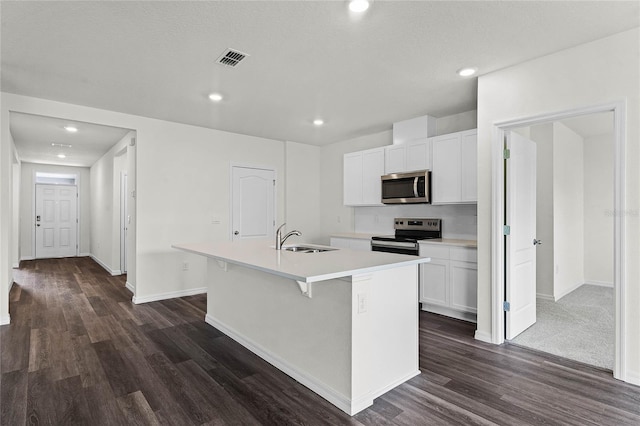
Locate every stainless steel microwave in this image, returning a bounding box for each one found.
[381,170,431,204]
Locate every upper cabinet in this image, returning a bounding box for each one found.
[385,115,436,174]
[431,129,477,204]
[384,139,431,174]
[344,147,385,206]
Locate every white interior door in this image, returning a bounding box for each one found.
[505,132,538,340]
[231,166,275,241]
[35,184,78,259]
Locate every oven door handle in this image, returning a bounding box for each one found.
[371,240,419,249]
[413,177,419,198]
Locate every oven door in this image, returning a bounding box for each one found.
[371,240,419,256]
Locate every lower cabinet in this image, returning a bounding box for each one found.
[419,244,477,323]
[330,237,371,251]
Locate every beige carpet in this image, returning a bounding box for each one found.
[509,284,614,370]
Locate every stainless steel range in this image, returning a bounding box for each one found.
[371,218,442,256]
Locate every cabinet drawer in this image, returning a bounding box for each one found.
[450,247,477,263]
[419,245,450,259]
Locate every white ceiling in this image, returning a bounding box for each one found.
[2,1,638,163]
[10,113,131,167]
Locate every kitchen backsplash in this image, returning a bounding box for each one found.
[354,204,477,240]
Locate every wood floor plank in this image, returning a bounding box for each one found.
[116,390,161,426]
[1,369,28,425]
[2,257,639,426]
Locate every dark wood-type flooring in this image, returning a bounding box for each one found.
[1,257,639,425]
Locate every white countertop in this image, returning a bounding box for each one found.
[330,233,378,240]
[173,240,430,283]
[418,239,477,248]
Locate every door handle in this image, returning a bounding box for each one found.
[36,224,40,227]
[234,231,239,235]
[533,239,542,246]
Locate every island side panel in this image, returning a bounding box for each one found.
[205,259,353,407]
[351,265,420,410]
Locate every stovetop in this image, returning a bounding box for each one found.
[371,217,442,243]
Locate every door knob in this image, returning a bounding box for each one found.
[234,231,239,235]
[533,239,542,246]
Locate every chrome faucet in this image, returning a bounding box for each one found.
[275,223,302,250]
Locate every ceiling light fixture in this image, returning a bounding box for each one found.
[64,126,78,132]
[209,93,224,102]
[349,0,370,13]
[51,142,72,148]
[313,119,324,126]
[57,153,66,159]
[457,67,478,77]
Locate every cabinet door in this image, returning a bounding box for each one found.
[450,261,477,313]
[350,239,372,251]
[384,145,406,174]
[460,130,477,202]
[343,152,363,205]
[431,134,461,204]
[362,148,385,205]
[420,260,449,306]
[406,139,431,172]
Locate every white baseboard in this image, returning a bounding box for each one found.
[205,314,364,415]
[20,256,35,261]
[625,370,640,386]
[0,315,10,326]
[90,254,122,276]
[474,330,492,344]
[584,280,614,288]
[536,293,555,301]
[125,281,135,294]
[421,304,477,323]
[12,262,19,268]
[132,287,206,304]
[79,252,92,258]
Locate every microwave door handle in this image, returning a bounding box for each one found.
[413,177,419,198]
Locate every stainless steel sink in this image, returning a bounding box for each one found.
[284,245,337,253]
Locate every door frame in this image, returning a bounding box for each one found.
[120,171,128,274]
[490,101,626,380]
[229,163,277,241]
[32,171,80,259]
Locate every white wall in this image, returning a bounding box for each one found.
[90,131,132,274]
[285,141,322,244]
[584,132,614,285]
[0,91,13,324]
[19,162,92,259]
[553,122,585,300]
[530,123,554,298]
[477,28,639,383]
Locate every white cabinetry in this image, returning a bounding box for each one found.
[419,243,477,322]
[384,139,431,174]
[431,129,477,204]
[330,237,371,251]
[343,147,385,206]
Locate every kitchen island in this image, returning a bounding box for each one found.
[172,240,430,415]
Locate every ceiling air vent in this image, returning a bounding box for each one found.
[216,48,249,68]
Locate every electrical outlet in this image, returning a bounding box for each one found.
[182,262,189,271]
[357,293,367,314]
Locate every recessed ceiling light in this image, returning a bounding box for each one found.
[57,154,66,159]
[51,142,72,148]
[208,93,223,102]
[64,126,78,132]
[313,119,324,126]
[457,67,477,77]
[349,0,370,13]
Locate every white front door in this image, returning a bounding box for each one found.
[231,166,275,241]
[35,184,78,259]
[505,132,538,340]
